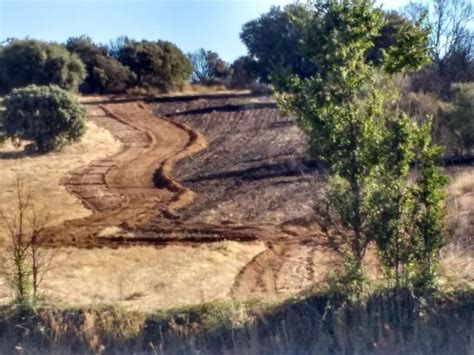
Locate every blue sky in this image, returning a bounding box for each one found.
[0,0,409,63]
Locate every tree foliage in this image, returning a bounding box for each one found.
[276,0,443,292]
[117,40,192,91]
[0,39,86,94]
[0,85,86,152]
[240,3,316,83]
[66,36,136,94]
[188,48,230,84]
[442,82,474,154]
[229,56,259,88]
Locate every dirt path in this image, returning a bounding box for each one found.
[40,94,327,298]
[45,98,215,247]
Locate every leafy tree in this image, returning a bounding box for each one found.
[229,55,259,88]
[442,82,474,154]
[117,40,192,91]
[276,0,441,293]
[366,11,415,65]
[240,3,315,83]
[188,48,230,84]
[0,39,86,94]
[1,85,86,152]
[66,36,136,94]
[240,4,420,85]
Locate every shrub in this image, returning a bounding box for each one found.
[66,36,136,94]
[229,56,259,89]
[188,48,230,85]
[442,82,474,155]
[0,39,86,94]
[1,85,86,152]
[117,40,192,91]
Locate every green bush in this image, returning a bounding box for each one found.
[66,36,136,94]
[0,85,86,152]
[443,82,474,155]
[229,56,259,88]
[0,39,86,94]
[117,40,192,91]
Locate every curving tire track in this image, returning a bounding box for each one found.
[45,98,220,247]
[48,94,331,298]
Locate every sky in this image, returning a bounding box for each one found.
[0,0,409,63]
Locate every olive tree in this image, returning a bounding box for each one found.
[1,85,86,152]
[0,39,86,94]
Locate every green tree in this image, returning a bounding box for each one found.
[229,55,259,88]
[443,83,474,154]
[0,39,85,94]
[188,48,230,84]
[1,85,86,152]
[117,40,192,91]
[240,3,315,83]
[276,0,440,293]
[65,36,136,94]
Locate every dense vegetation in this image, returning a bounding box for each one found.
[0,39,86,94]
[65,36,136,94]
[115,39,192,91]
[1,85,86,152]
[0,37,193,95]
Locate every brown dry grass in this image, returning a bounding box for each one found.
[0,121,122,236]
[441,169,474,286]
[0,241,265,310]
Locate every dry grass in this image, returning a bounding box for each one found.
[0,241,265,310]
[0,120,122,237]
[441,169,474,285]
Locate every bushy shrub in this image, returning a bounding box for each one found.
[229,56,259,89]
[66,36,136,94]
[0,39,86,94]
[117,40,192,91]
[0,85,86,152]
[441,82,474,155]
[188,48,230,85]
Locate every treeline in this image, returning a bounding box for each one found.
[0,37,194,95]
[236,1,474,156]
